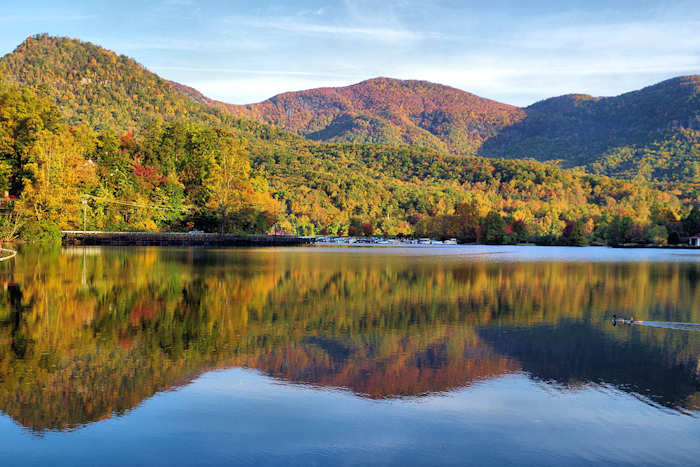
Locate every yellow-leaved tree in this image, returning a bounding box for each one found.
[16,128,97,229]
[205,135,250,234]
[205,134,280,234]
[206,135,251,234]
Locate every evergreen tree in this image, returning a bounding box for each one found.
[482,211,506,244]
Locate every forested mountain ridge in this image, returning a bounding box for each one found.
[1,34,697,186]
[231,75,699,181]
[1,70,691,244]
[227,77,526,155]
[481,75,700,168]
[0,34,224,129]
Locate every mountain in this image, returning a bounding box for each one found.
[229,75,699,181]
[480,76,700,168]
[0,34,223,130]
[0,34,695,245]
[227,77,526,155]
[1,35,697,186]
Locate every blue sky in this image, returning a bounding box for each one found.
[0,0,698,106]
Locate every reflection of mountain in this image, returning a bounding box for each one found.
[477,322,700,412]
[0,249,698,431]
[239,335,517,398]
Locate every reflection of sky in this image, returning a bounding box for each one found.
[1,369,697,466]
[283,245,700,263]
[0,1,698,106]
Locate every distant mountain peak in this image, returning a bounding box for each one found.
[225,76,525,154]
[0,34,214,129]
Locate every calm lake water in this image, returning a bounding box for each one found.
[0,245,698,466]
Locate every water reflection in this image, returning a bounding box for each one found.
[0,247,698,431]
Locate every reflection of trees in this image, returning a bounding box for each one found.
[478,322,700,413]
[0,249,697,430]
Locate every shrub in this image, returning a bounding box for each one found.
[22,221,62,248]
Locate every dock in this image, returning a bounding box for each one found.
[61,231,315,247]
[0,248,17,262]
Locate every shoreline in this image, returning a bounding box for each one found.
[5,231,692,250]
[61,231,315,247]
[610,243,700,250]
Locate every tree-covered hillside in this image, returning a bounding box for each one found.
[232,76,699,185]
[1,34,697,245]
[228,77,525,155]
[226,74,699,184]
[586,129,699,184]
[480,76,700,169]
[1,34,697,186]
[0,34,224,129]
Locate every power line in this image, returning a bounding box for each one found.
[80,194,192,212]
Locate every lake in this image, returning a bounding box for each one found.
[0,245,698,466]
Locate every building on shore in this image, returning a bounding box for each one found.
[0,191,16,210]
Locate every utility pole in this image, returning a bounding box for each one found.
[82,199,88,232]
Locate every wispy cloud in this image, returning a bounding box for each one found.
[513,19,700,53]
[219,10,444,44]
[95,37,270,53]
[151,65,356,79]
[249,20,443,42]
[0,15,96,22]
[161,0,194,5]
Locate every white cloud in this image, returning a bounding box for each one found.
[186,76,360,104]
[165,47,697,107]
[151,65,352,78]
[251,21,442,42]
[95,37,270,53]
[515,19,700,53]
[0,15,95,22]
[408,18,700,104]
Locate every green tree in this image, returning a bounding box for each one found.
[683,206,700,236]
[452,201,480,242]
[605,215,634,246]
[564,220,589,246]
[647,224,668,245]
[481,211,506,244]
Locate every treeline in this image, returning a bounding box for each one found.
[413,202,700,246]
[250,140,697,245]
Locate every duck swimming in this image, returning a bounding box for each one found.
[612,314,643,326]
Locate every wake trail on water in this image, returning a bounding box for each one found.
[632,321,700,332]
